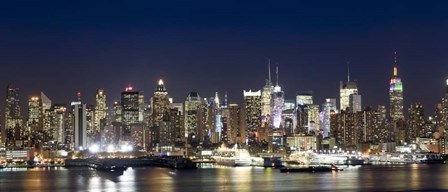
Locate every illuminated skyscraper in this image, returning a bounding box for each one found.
[340,65,358,111]
[296,91,313,106]
[261,60,274,124]
[243,90,261,144]
[407,103,425,142]
[28,96,41,130]
[389,52,404,121]
[4,85,23,145]
[94,89,107,133]
[184,91,202,140]
[271,65,284,129]
[121,85,143,126]
[349,94,362,113]
[48,104,66,144]
[150,79,170,126]
[72,101,87,150]
[442,79,448,127]
[211,92,223,143]
[320,98,336,137]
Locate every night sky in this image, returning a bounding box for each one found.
[1,1,448,114]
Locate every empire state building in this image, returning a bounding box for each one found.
[389,52,404,121]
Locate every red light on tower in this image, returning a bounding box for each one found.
[125,84,133,92]
[77,92,81,101]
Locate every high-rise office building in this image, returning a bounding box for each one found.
[282,99,296,136]
[442,79,448,127]
[243,90,262,144]
[296,91,313,106]
[389,52,404,121]
[28,96,41,130]
[151,79,170,126]
[349,94,362,113]
[94,89,107,133]
[271,65,284,129]
[184,91,202,140]
[340,67,358,111]
[408,103,425,141]
[320,98,336,137]
[28,92,52,133]
[5,85,23,146]
[48,104,66,144]
[261,61,274,124]
[307,104,320,133]
[73,102,87,150]
[121,85,143,127]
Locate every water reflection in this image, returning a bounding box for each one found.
[2,165,448,191]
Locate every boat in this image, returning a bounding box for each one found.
[280,164,343,173]
[212,144,252,167]
[420,154,448,164]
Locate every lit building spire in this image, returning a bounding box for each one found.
[156,79,167,92]
[276,63,279,86]
[268,59,271,83]
[347,61,350,82]
[393,51,398,76]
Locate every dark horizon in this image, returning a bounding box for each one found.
[1,1,448,115]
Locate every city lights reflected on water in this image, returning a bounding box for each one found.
[2,165,448,191]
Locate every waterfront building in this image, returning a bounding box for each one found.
[4,85,23,146]
[389,52,404,121]
[243,90,262,144]
[286,134,318,151]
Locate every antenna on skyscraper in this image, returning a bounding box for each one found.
[268,59,272,83]
[347,61,350,82]
[393,51,398,76]
[224,91,228,107]
[276,62,279,86]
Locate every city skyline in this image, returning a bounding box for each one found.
[1,1,448,114]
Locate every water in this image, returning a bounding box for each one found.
[1,164,448,191]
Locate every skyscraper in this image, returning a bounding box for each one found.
[184,91,202,141]
[150,79,170,126]
[271,65,284,129]
[389,52,404,121]
[261,60,274,124]
[28,96,41,130]
[121,85,143,126]
[340,66,358,111]
[442,79,448,127]
[5,85,23,145]
[408,103,425,142]
[73,102,87,150]
[243,90,262,144]
[296,91,313,106]
[349,94,362,113]
[94,89,107,133]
